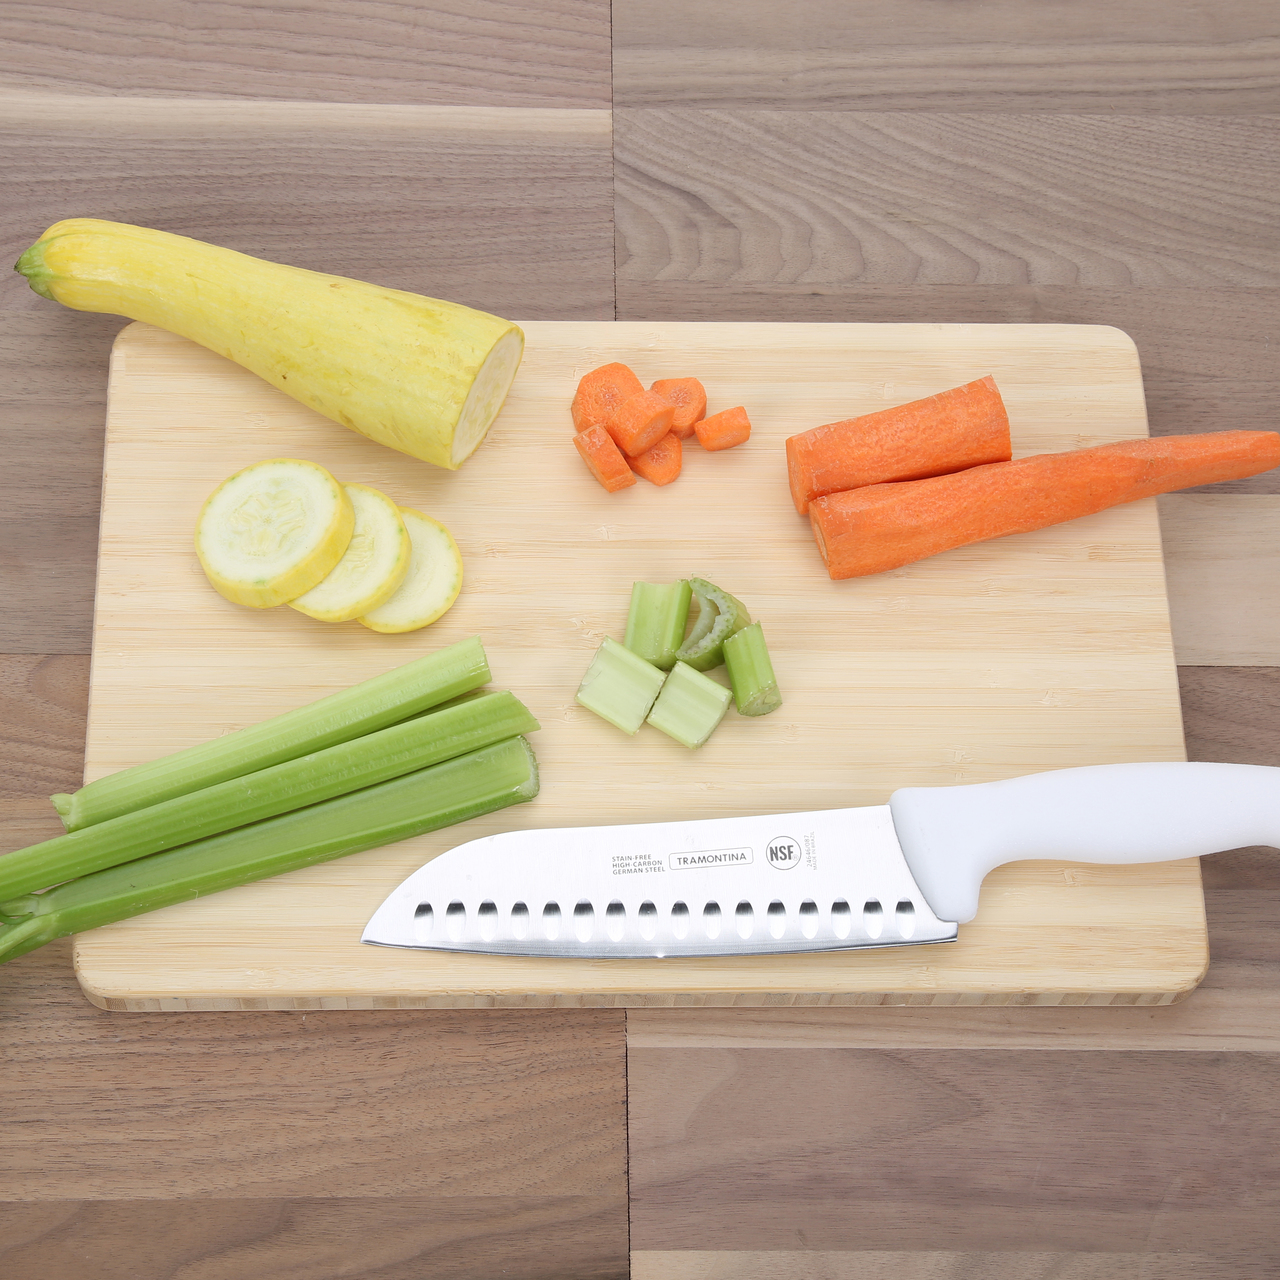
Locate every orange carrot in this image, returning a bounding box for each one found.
[629,432,683,486]
[786,376,1011,514]
[809,431,1280,581]
[572,363,643,432]
[650,377,707,439]
[695,405,751,451]
[574,423,637,492]
[605,390,675,457]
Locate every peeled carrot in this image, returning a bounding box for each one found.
[606,390,675,457]
[810,431,1280,581]
[695,405,751,451]
[572,363,643,432]
[575,423,637,492]
[650,377,707,439]
[629,432,683,486]
[786,376,1011,514]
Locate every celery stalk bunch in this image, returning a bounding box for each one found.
[0,638,540,964]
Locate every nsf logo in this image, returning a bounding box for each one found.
[766,836,801,870]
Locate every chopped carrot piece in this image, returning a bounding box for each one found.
[694,405,751,451]
[809,431,1280,581]
[605,390,675,457]
[650,378,707,439]
[572,363,644,433]
[786,375,1011,514]
[574,423,637,492]
[629,432,683,486]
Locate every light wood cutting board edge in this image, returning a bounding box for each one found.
[72,320,1205,1010]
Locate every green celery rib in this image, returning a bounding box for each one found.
[723,623,783,717]
[0,735,540,964]
[624,580,692,670]
[575,637,667,735]
[674,578,751,672]
[0,690,538,901]
[53,636,491,832]
[646,661,731,748]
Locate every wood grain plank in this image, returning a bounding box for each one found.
[1181,665,1280,775]
[0,654,87,803]
[616,112,1280,289]
[630,1251,1280,1280]
[627,1047,1280,1250]
[0,937,627,1201]
[0,1196,628,1279]
[613,0,1280,111]
[1,96,613,654]
[615,283,1280,489]
[1161,496,1280,663]
[0,1,612,108]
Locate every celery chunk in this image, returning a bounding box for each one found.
[52,637,491,831]
[674,578,751,671]
[0,690,538,901]
[624,580,692,670]
[0,736,539,964]
[647,661,732,748]
[576,637,666,735]
[723,623,783,717]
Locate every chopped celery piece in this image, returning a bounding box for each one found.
[53,636,491,832]
[647,661,731,748]
[624,580,693,670]
[723,622,783,717]
[0,736,540,964]
[576,636,666,735]
[0,691,538,901]
[674,578,751,672]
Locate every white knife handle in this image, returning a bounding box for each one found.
[888,762,1280,925]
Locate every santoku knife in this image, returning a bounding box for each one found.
[362,762,1280,959]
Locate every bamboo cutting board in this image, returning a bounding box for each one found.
[73,321,1204,1010]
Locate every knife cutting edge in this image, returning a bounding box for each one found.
[361,762,1280,959]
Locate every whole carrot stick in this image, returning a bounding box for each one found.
[786,375,1011,514]
[810,431,1280,581]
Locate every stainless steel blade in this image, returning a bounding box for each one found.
[362,806,959,958]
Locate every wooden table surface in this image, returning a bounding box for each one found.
[1,5,1277,1277]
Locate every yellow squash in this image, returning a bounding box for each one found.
[15,218,524,470]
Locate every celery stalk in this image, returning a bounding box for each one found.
[576,637,666,734]
[53,636,491,831]
[0,690,538,901]
[723,623,783,717]
[0,736,539,964]
[624,580,692,670]
[646,661,731,748]
[674,578,751,671]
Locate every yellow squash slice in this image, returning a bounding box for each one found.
[359,509,463,634]
[195,459,353,608]
[290,484,411,623]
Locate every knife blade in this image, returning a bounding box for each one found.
[362,761,1280,959]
